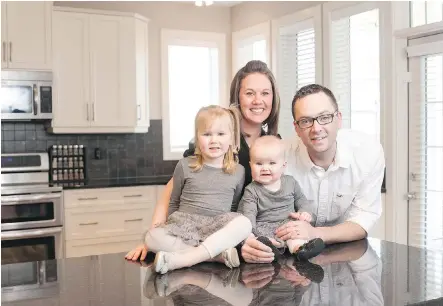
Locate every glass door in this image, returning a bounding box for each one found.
[407,33,443,300]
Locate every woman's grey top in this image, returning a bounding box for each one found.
[168,157,245,217]
[237,175,314,228]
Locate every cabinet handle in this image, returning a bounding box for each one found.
[86,103,89,121]
[77,197,98,201]
[92,102,95,121]
[125,218,142,222]
[9,42,11,62]
[79,222,98,226]
[123,194,142,198]
[137,105,141,120]
[2,42,5,62]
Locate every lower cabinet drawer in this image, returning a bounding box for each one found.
[65,208,153,241]
[65,234,143,258]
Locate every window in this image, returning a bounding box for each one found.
[161,29,227,160]
[272,6,322,140]
[232,22,270,75]
[407,36,443,299]
[411,1,443,27]
[325,2,381,141]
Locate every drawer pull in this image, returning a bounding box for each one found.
[125,218,143,222]
[79,222,98,226]
[123,194,143,198]
[78,197,98,201]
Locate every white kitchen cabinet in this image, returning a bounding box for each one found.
[50,7,150,134]
[64,185,158,258]
[1,1,52,70]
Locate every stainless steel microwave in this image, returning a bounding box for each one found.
[1,70,53,121]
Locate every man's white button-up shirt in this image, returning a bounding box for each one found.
[284,129,385,233]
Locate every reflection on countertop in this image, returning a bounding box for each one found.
[2,238,443,306]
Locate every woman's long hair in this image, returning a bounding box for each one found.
[229,60,280,136]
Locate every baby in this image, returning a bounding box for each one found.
[238,135,324,259]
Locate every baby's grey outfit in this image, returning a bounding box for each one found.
[162,157,245,246]
[237,175,314,245]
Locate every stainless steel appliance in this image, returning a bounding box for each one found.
[1,260,60,302]
[1,153,64,265]
[1,70,53,121]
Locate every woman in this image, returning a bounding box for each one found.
[125,60,280,262]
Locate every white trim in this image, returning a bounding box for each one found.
[406,40,443,57]
[394,21,443,39]
[384,1,410,247]
[271,4,322,84]
[232,21,271,75]
[161,29,227,161]
[47,126,149,134]
[329,2,380,21]
[53,5,150,22]
[323,1,383,89]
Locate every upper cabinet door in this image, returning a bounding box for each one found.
[1,2,8,69]
[89,15,133,127]
[52,11,90,128]
[135,18,150,129]
[4,1,52,70]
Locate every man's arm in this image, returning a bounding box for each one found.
[316,144,385,243]
[277,143,385,244]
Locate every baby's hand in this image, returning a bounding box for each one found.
[292,212,312,222]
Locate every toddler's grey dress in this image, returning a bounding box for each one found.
[237,175,314,247]
[162,157,245,246]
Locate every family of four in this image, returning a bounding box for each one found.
[125,60,386,274]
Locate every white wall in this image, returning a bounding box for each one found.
[231,1,324,31]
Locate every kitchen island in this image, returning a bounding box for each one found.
[2,238,442,306]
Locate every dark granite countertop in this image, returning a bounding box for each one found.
[2,238,443,305]
[60,175,171,190]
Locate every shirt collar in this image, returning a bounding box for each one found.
[297,130,352,170]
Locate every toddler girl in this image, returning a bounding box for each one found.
[238,135,325,259]
[146,105,252,274]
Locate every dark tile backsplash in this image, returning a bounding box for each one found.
[1,120,178,180]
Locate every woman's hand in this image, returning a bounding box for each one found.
[125,244,148,261]
[241,235,275,263]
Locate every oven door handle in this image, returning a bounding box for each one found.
[1,227,63,240]
[1,193,61,205]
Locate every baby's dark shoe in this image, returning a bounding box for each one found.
[294,238,325,261]
[293,260,325,283]
[256,236,285,261]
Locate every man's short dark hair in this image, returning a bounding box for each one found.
[291,84,339,120]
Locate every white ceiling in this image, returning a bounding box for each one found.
[180,1,243,7]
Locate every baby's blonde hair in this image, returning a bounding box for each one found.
[250,135,286,161]
[189,105,241,174]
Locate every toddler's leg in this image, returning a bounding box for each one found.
[155,269,253,306]
[154,215,252,274]
[145,227,193,253]
[287,238,308,254]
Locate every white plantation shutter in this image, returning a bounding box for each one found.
[329,4,381,141]
[273,8,320,141]
[408,38,443,299]
[235,37,267,69]
[232,22,270,74]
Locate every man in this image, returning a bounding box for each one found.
[241,84,385,263]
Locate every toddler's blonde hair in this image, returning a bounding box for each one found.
[190,105,241,174]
